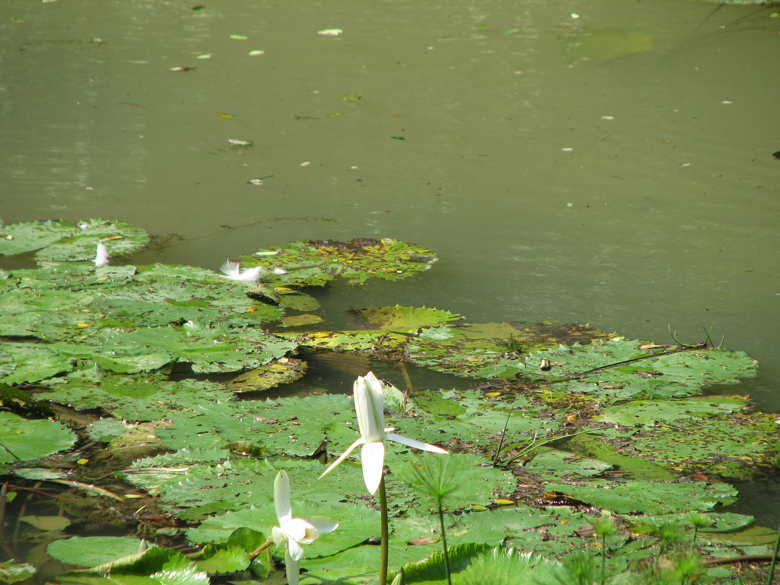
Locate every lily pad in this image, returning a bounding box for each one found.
[0,411,76,465]
[351,306,463,331]
[0,219,149,264]
[47,537,147,567]
[243,238,437,286]
[544,479,737,514]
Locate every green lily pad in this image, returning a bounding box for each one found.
[0,411,76,464]
[242,238,437,286]
[53,546,209,585]
[351,306,463,331]
[544,479,737,514]
[47,537,147,567]
[0,219,149,264]
[275,329,408,352]
[226,358,307,393]
[596,395,747,427]
[405,322,607,379]
[627,413,780,478]
[525,448,613,480]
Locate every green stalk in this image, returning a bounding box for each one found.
[379,476,389,585]
[437,497,452,585]
[689,525,699,554]
[767,519,780,585]
[600,533,606,585]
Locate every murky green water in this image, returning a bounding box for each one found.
[2,0,779,526]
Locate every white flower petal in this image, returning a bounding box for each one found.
[287,537,306,562]
[272,525,284,546]
[274,471,292,524]
[308,516,339,535]
[282,517,317,543]
[285,546,300,585]
[361,441,386,495]
[319,437,366,480]
[386,433,447,454]
[354,372,385,442]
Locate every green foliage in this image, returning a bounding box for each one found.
[53,546,209,585]
[1,220,777,584]
[244,238,438,286]
[0,218,149,263]
[0,411,76,465]
[47,537,147,568]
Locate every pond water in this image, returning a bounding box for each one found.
[1,0,779,529]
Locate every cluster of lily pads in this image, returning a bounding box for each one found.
[0,218,779,585]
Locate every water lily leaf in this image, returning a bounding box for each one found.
[19,515,71,531]
[49,324,296,375]
[87,418,130,442]
[0,343,73,384]
[54,546,209,585]
[596,395,747,427]
[405,322,606,379]
[351,306,463,331]
[227,359,307,393]
[525,448,613,480]
[0,218,149,264]
[529,339,757,400]
[47,536,146,567]
[0,412,76,463]
[544,479,737,514]
[195,543,250,575]
[243,238,437,286]
[275,329,408,352]
[567,433,677,480]
[0,560,36,584]
[627,413,780,478]
[43,378,233,421]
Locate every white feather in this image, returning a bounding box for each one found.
[219,260,265,282]
[219,260,242,278]
[94,241,109,267]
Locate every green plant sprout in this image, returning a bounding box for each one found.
[591,516,618,585]
[685,512,711,553]
[395,453,472,585]
[319,372,447,585]
[272,471,338,585]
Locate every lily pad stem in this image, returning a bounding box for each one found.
[437,497,452,585]
[379,475,389,585]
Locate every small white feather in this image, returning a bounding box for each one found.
[94,240,109,267]
[219,260,242,279]
[219,260,265,282]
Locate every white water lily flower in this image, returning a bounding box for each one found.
[93,240,109,267]
[320,371,447,495]
[219,259,265,282]
[272,471,337,585]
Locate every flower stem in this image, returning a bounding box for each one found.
[767,518,780,585]
[379,475,389,585]
[437,498,452,585]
